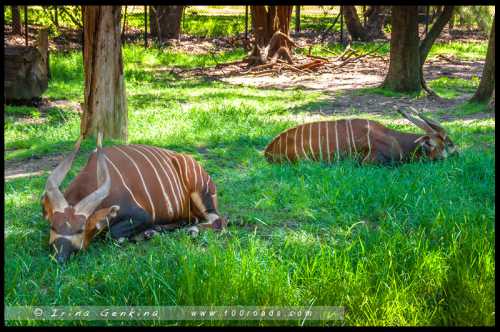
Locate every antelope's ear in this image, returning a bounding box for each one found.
[87,205,120,231]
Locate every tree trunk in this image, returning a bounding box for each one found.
[488,89,495,110]
[295,5,300,33]
[54,6,59,28]
[81,6,127,142]
[382,6,421,93]
[251,6,292,47]
[149,6,184,42]
[419,6,454,65]
[418,5,454,97]
[343,6,365,41]
[471,15,495,103]
[364,6,386,40]
[248,6,294,65]
[343,6,385,41]
[11,6,22,35]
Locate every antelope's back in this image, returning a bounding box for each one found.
[264,119,378,163]
[80,145,214,222]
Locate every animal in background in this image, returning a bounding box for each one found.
[264,108,458,165]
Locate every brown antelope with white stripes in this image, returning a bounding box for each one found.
[264,108,458,165]
[42,137,227,263]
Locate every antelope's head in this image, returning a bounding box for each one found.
[41,137,119,263]
[397,108,458,160]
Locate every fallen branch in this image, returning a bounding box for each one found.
[330,43,386,71]
[305,54,331,62]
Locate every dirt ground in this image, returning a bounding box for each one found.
[179,53,489,122]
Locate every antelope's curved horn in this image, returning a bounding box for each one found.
[416,112,446,133]
[395,107,436,134]
[45,136,83,212]
[74,149,111,217]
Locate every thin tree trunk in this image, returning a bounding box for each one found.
[121,5,128,38]
[418,5,454,97]
[54,6,59,28]
[382,6,421,93]
[295,5,300,33]
[419,6,454,65]
[471,15,495,103]
[11,6,22,34]
[81,6,127,141]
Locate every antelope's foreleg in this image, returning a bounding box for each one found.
[109,206,154,242]
[190,192,227,231]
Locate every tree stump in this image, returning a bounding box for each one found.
[4,28,49,102]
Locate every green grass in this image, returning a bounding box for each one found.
[307,40,486,61]
[428,77,481,99]
[355,75,482,100]
[4,42,494,326]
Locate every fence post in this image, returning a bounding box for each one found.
[37,27,50,80]
[295,5,300,33]
[245,5,248,40]
[24,6,28,46]
[144,5,148,48]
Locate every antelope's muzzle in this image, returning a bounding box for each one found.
[51,238,77,264]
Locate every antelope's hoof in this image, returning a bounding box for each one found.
[187,226,199,238]
[212,217,228,230]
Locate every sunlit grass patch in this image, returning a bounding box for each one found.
[428,76,480,98]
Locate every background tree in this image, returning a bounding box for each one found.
[471,15,495,104]
[382,6,421,92]
[343,5,386,41]
[418,5,455,95]
[251,5,292,47]
[81,6,127,141]
[149,6,184,42]
[11,6,22,34]
[383,6,454,94]
[247,5,294,65]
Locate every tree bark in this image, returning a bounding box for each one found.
[251,6,292,47]
[343,6,385,41]
[295,5,300,33]
[364,6,386,40]
[11,6,22,35]
[248,6,294,65]
[382,6,421,93]
[81,6,127,141]
[471,15,495,103]
[149,6,184,42]
[343,6,365,41]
